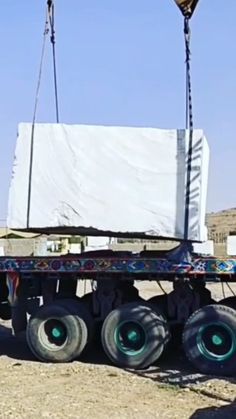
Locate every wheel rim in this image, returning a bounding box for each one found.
[197,322,236,362]
[114,321,147,356]
[39,318,68,351]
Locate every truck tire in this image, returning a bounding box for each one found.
[26,303,88,362]
[11,305,27,335]
[101,302,170,369]
[148,295,184,350]
[147,295,168,317]
[218,296,236,310]
[56,298,95,344]
[0,301,12,320]
[81,292,93,310]
[183,304,236,376]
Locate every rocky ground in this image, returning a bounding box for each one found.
[0,282,235,418]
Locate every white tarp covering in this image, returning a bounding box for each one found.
[7,123,209,242]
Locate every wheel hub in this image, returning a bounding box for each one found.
[114,321,147,356]
[212,334,223,346]
[41,319,68,348]
[197,322,236,361]
[51,326,65,339]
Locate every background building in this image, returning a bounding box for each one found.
[207,208,236,256]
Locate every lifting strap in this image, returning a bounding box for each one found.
[174,1,198,240]
[183,17,194,241]
[27,1,60,228]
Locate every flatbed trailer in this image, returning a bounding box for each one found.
[0,245,236,376]
[2,0,234,378]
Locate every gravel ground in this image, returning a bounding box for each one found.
[0,282,235,418]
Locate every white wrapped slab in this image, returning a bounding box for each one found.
[7,123,209,241]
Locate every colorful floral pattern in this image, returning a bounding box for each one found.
[0,256,236,276]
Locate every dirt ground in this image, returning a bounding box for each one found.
[0,282,236,419]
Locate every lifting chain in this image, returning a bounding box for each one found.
[47,0,60,123]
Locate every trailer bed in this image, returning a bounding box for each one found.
[0,252,235,278]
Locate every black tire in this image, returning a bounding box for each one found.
[0,302,11,320]
[218,296,236,310]
[26,303,88,362]
[11,305,27,335]
[147,294,168,317]
[148,295,184,350]
[183,304,236,376]
[101,302,170,369]
[81,292,93,310]
[56,298,95,344]
[118,282,141,304]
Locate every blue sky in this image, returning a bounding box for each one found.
[0,1,235,223]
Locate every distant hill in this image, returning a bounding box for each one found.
[206,208,236,243]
